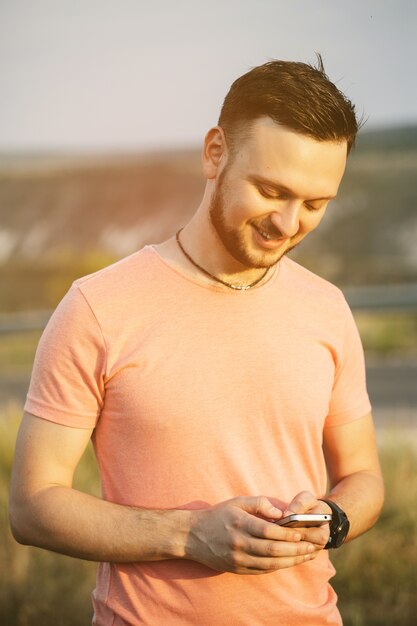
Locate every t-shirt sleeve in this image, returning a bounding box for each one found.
[24,283,107,429]
[325,296,372,427]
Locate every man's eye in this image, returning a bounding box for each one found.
[305,202,322,211]
[258,186,280,199]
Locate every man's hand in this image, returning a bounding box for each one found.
[185,496,318,575]
[282,491,332,550]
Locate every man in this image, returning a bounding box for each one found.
[10,58,384,625]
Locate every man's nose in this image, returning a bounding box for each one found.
[270,201,301,238]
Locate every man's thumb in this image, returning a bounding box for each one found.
[237,496,283,520]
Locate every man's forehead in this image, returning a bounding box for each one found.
[231,118,347,198]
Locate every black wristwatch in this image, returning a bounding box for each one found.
[319,499,350,549]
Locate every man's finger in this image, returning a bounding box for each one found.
[238,551,317,574]
[298,525,330,547]
[244,514,304,543]
[234,495,283,520]
[244,537,316,558]
[283,490,318,516]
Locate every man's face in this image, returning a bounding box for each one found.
[209,117,348,269]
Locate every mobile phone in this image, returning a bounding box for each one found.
[275,513,332,528]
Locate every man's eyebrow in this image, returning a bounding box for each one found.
[248,174,336,201]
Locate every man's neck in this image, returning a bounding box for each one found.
[154,215,273,291]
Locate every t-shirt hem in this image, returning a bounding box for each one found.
[325,400,372,428]
[24,397,99,429]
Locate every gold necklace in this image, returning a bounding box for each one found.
[175,229,270,291]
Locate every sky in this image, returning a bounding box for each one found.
[0,0,416,153]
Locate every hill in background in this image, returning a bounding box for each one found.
[1,125,416,311]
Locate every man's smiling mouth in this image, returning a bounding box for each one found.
[253,224,282,241]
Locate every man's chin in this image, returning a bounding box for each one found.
[236,249,287,270]
[246,241,294,269]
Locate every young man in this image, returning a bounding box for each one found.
[10,58,384,625]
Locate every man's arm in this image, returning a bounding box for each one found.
[9,412,187,563]
[9,412,317,574]
[283,412,384,547]
[322,411,384,541]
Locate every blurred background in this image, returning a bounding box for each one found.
[1,1,416,625]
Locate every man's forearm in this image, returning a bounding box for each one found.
[319,412,385,545]
[327,470,384,542]
[10,486,191,562]
[11,489,321,573]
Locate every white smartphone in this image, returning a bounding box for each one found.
[275,513,332,528]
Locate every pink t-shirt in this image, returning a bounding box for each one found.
[25,246,371,625]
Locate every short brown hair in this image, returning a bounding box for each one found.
[218,55,361,156]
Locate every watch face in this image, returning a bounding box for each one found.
[334,518,350,548]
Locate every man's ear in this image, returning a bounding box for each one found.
[202,126,228,180]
